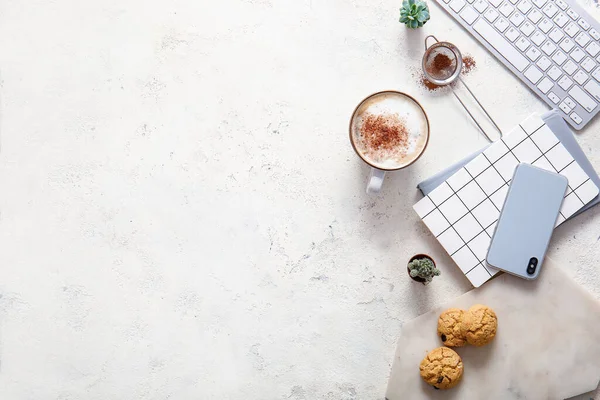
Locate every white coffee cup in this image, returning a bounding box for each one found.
[349,91,430,194]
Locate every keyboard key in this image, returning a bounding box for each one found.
[474,0,489,12]
[548,65,563,80]
[495,17,509,31]
[562,60,577,75]
[589,28,600,41]
[461,6,480,24]
[517,0,532,12]
[450,0,467,12]
[509,12,525,26]
[570,112,583,124]
[575,32,591,47]
[467,0,475,4]
[536,55,552,70]
[535,56,552,70]
[562,59,577,75]
[592,67,600,81]
[548,91,561,103]
[559,100,573,114]
[552,50,567,65]
[490,0,503,6]
[558,75,574,90]
[549,27,565,43]
[538,18,553,33]
[524,65,543,83]
[566,8,579,20]
[532,0,546,6]
[473,19,530,71]
[509,0,519,4]
[582,57,596,72]
[573,69,589,85]
[553,12,569,28]
[586,42,600,57]
[548,64,563,80]
[555,0,568,9]
[526,46,542,61]
[485,8,500,22]
[571,47,585,62]
[499,2,514,16]
[565,22,580,37]
[537,77,554,93]
[516,36,531,51]
[541,40,557,55]
[559,37,575,52]
[578,18,591,31]
[505,27,520,41]
[570,86,597,111]
[528,8,543,23]
[542,3,558,17]
[531,30,545,46]
[564,97,577,109]
[520,21,535,36]
[584,79,600,101]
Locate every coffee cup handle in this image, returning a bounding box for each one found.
[366,168,386,194]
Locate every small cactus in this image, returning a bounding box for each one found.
[399,0,431,29]
[408,257,440,284]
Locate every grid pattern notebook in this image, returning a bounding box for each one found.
[413,114,600,287]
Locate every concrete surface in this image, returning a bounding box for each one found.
[0,0,598,399]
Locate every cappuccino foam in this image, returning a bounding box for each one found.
[352,93,428,169]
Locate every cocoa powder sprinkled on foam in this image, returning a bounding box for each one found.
[360,112,409,153]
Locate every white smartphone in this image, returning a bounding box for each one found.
[486,163,568,280]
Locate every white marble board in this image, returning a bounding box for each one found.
[386,258,600,400]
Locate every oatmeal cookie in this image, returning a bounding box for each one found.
[437,308,467,347]
[460,304,497,347]
[419,347,464,389]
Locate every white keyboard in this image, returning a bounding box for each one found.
[435,0,600,129]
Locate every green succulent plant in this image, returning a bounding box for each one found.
[399,0,431,29]
[408,257,440,284]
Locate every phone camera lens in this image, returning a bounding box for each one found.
[527,257,538,275]
[530,258,538,266]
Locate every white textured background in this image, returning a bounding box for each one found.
[0,0,598,399]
